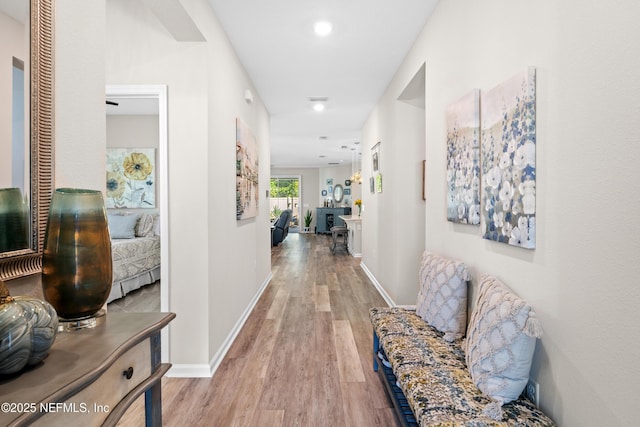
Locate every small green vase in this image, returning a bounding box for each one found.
[42,188,112,320]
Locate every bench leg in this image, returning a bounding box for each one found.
[373,330,379,372]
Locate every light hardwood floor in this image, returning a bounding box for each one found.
[117,233,398,427]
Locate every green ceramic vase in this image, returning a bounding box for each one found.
[42,188,112,320]
[0,188,30,252]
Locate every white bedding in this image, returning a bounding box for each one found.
[107,235,161,303]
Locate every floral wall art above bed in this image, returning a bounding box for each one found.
[106,148,156,208]
[481,67,536,249]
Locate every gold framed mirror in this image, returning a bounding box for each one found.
[0,0,54,280]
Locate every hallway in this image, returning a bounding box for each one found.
[118,233,398,426]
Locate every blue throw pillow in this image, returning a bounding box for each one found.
[107,214,140,239]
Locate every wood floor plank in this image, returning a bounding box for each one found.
[116,233,398,427]
[314,284,331,312]
[266,287,290,320]
[333,319,366,383]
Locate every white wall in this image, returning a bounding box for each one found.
[362,0,640,425]
[361,82,426,304]
[104,0,271,373]
[318,163,362,208]
[107,115,159,149]
[55,0,106,191]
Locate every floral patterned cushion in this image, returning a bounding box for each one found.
[416,252,470,341]
[370,306,554,426]
[465,275,543,416]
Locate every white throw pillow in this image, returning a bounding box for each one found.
[465,274,543,419]
[415,251,470,341]
[135,213,155,237]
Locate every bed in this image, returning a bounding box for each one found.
[106,212,161,303]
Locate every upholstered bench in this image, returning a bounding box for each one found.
[369,252,555,426]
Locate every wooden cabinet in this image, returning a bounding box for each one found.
[0,312,175,427]
[315,207,352,234]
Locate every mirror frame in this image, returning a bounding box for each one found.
[333,184,344,203]
[0,0,54,280]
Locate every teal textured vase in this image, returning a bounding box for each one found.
[0,280,58,375]
[42,189,112,320]
[0,188,30,252]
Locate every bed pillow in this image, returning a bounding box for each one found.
[108,213,140,239]
[135,213,155,237]
[465,274,543,419]
[415,251,470,341]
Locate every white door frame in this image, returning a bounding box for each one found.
[106,84,170,361]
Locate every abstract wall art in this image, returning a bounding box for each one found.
[106,148,156,208]
[236,118,259,220]
[481,67,536,249]
[446,89,480,225]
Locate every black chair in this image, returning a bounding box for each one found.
[272,209,292,246]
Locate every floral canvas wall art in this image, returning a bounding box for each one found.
[236,118,259,220]
[446,89,480,225]
[106,148,156,208]
[481,67,536,249]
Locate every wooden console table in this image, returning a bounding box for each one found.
[0,312,175,427]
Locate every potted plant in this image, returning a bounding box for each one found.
[303,210,313,233]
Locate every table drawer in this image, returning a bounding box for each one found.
[33,338,151,427]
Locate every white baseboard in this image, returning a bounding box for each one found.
[360,262,395,307]
[168,364,212,378]
[168,272,273,378]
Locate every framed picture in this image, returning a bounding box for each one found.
[344,188,351,196]
[327,186,333,194]
[446,89,480,225]
[236,118,259,220]
[326,178,333,186]
[422,160,426,201]
[345,179,351,187]
[371,142,381,173]
[106,148,156,208]
[369,177,375,194]
[375,173,383,193]
[481,67,536,249]
[322,190,327,196]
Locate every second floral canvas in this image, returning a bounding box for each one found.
[446,89,480,225]
[481,67,536,249]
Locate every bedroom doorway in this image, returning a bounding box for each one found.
[105,85,169,357]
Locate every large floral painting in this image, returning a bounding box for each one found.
[481,67,536,249]
[106,148,156,208]
[446,89,480,225]
[236,118,259,220]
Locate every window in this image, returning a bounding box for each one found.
[270,177,300,230]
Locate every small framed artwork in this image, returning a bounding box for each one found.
[326,178,333,186]
[375,173,383,193]
[322,190,327,196]
[371,142,381,173]
[344,188,351,196]
[345,179,351,187]
[369,177,375,194]
[422,160,426,201]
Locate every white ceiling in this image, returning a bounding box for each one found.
[207,0,438,168]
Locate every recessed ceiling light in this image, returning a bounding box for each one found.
[313,103,325,112]
[314,21,332,37]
